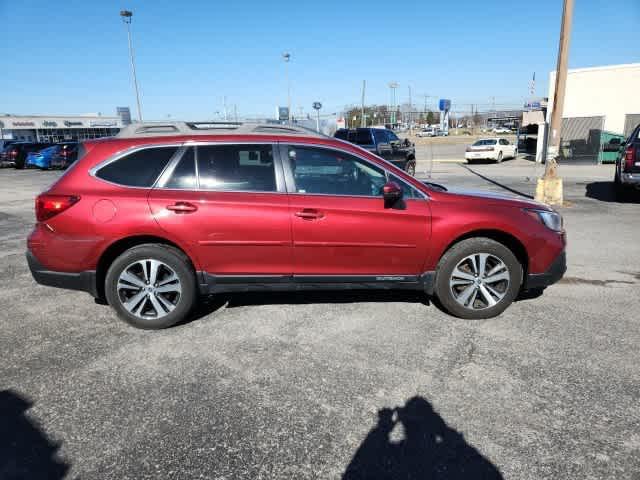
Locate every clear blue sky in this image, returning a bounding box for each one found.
[1,0,638,119]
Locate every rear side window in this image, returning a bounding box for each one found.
[96,147,178,187]
[334,129,349,140]
[196,144,276,192]
[354,129,373,145]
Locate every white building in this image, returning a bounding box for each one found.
[0,110,130,143]
[543,63,640,163]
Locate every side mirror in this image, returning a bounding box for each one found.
[383,181,403,208]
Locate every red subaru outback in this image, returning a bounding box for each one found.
[27,122,566,329]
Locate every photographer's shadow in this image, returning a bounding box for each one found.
[343,396,503,480]
[0,390,69,480]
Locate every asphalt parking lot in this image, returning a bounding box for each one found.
[1,161,639,479]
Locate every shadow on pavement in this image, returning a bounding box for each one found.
[461,165,535,199]
[184,290,431,325]
[0,390,69,480]
[585,181,640,204]
[343,396,503,479]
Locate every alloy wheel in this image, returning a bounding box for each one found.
[449,253,510,310]
[116,259,182,320]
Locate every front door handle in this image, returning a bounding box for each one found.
[166,202,198,214]
[294,209,324,220]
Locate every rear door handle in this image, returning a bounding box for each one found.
[166,202,198,214]
[294,209,324,220]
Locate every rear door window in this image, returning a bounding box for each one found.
[196,144,276,192]
[354,129,374,145]
[96,146,178,187]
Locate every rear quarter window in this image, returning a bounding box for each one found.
[96,146,178,187]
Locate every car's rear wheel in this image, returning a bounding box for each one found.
[496,151,503,163]
[105,244,197,329]
[434,238,522,319]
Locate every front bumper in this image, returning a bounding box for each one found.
[26,251,98,297]
[525,251,566,290]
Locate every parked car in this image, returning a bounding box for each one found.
[26,145,61,169]
[465,138,517,163]
[492,127,512,134]
[27,121,566,329]
[416,127,437,137]
[613,123,640,198]
[0,141,19,166]
[334,127,416,175]
[51,142,79,169]
[5,142,53,169]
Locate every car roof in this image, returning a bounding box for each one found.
[116,121,326,139]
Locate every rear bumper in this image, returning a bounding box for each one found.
[525,251,566,290]
[620,172,640,187]
[26,250,98,297]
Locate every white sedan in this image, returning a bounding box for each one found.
[465,138,517,163]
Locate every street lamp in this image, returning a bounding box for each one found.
[120,10,143,122]
[312,102,322,132]
[282,52,291,124]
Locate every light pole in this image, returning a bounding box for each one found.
[312,102,322,132]
[120,10,143,122]
[282,52,291,124]
[388,82,398,125]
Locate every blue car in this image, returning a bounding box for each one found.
[26,145,59,169]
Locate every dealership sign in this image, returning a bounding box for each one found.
[42,121,58,127]
[89,120,117,127]
[64,120,84,127]
[13,121,35,127]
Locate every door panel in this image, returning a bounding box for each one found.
[281,143,430,275]
[289,195,430,275]
[149,190,293,274]
[148,144,292,275]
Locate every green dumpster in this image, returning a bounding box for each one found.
[599,131,626,164]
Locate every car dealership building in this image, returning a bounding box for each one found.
[0,108,131,143]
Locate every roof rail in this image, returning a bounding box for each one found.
[115,121,325,138]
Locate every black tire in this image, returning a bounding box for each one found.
[496,151,503,163]
[434,237,523,319]
[105,244,197,329]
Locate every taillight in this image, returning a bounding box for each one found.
[9,150,17,158]
[624,145,636,171]
[35,194,80,222]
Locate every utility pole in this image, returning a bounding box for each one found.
[360,80,366,128]
[536,0,574,205]
[223,96,228,121]
[120,10,143,122]
[233,104,238,122]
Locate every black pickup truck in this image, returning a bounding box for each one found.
[613,123,640,198]
[335,127,416,176]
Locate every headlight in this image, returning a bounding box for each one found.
[525,209,563,231]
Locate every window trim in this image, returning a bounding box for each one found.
[193,143,282,194]
[278,142,427,200]
[91,141,287,193]
[89,143,184,189]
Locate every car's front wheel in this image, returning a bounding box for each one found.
[434,238,522,319]
[105,244,197,329]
